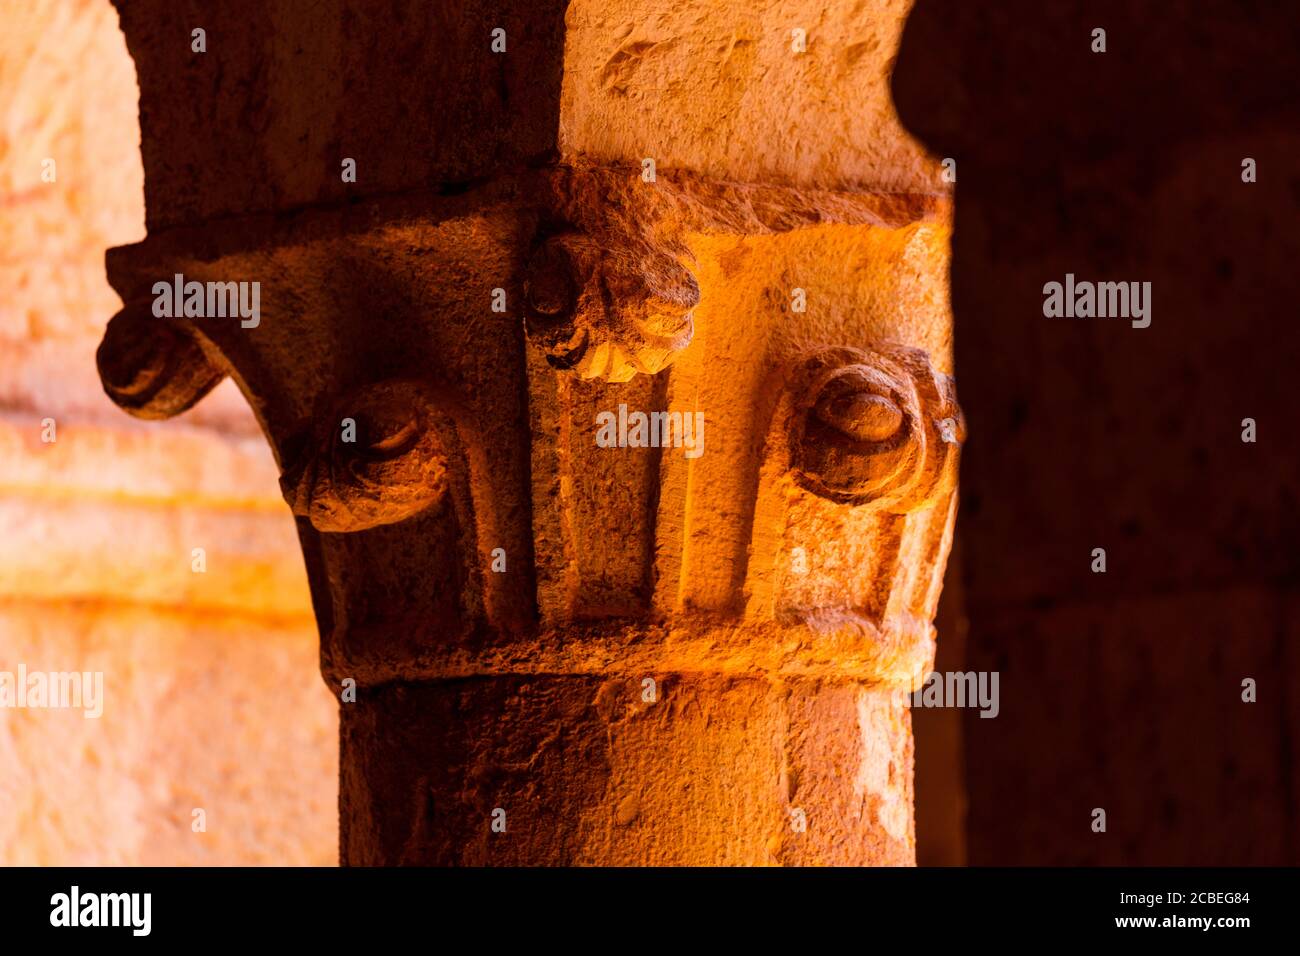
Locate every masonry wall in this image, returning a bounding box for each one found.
[895,0,1300,865]
[0,0,335,865]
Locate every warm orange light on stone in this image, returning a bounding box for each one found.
[10,0,961,866]
[0,0,335,866]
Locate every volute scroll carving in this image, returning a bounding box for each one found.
[788,344,964,511]
[95,302,227,420]
[277,379,456,534]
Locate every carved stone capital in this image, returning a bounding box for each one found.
[101,1,960,866]
[278,380,456,534]
[523,232,698,382]
[789,344,964,510]
[96,303,226,420]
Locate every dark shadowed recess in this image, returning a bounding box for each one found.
[895,0,1300,865]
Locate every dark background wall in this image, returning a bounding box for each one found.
[895,0,1300,864]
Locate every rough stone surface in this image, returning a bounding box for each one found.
[560,0,943,192]
[114,0,570,230]
[0,0,334,866]
[0,603,335,865]
[341,676,914,865]
[97,0,962,865]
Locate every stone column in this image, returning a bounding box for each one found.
[100,0,960,865]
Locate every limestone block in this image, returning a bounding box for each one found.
[111,0,570,229]
[561,0,945,192]
[0,603,335,865]
[340,676,912,865]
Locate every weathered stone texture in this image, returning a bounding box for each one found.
[0,0,335,866]
[90,0,961,865]
[114,0,570,229]
[560,0,940,192]
[0,604,335,865]
[341,677,914,865]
